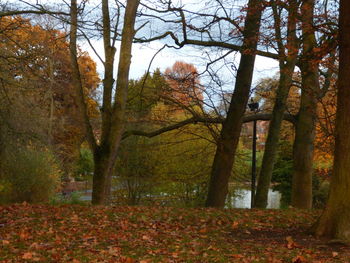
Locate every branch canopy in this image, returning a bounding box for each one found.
[123,112,296,139]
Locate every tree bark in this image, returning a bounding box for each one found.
[91,0,140,205]
[69,0,140,205]
[69,0,97,152]
[291,0,319,209]
[314,0,350,241]
[254,0,298,208]
[205,0,263,207]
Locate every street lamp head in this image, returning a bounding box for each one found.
[248,99,259,112]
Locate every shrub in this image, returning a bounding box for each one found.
[0,147,61,204]
[50,191,85,205]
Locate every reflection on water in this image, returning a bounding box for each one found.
[230,189,281,209]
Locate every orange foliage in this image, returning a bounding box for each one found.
[0,16,100,176]
[164,61,203,108]
[314,86,336,168]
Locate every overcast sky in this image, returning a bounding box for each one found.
[82,39,280,87]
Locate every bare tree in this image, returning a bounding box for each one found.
[70,0,140,204]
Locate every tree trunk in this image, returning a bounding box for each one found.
[92,147,111,204]
[91,0,140,205]
[314,0,350,241]
[254,0,298,208]
[254,68,296,208]
[291,0,319,209]
[69,0,140,205]
[205,0,263,207]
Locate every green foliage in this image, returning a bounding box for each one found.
[114,136,157,205]
[114,69,214,207]
[271,140,331,208]
[127,69,168,116]
[149,125,214,207]
[75,147,94,179]
[271,141,293,207]
[0,147,61,204]
[50,191,85,205]
[114,123,215,207]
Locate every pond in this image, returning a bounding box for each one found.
[229,188,281,209]
[77,188,282,209]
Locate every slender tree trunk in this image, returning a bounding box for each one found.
[291,0,319,209]
[314,0,350,241]
[69,0,97,152]
[69,0,140,205]
[91,0,140,205]
[254,0,298,208]
[254,68,296,207]
[205,0,263,207]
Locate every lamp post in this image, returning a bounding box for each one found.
[248,100,259,208]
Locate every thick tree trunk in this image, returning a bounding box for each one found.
[92,147,110,204]
[205,0,263,207]
[314,0,350,241]
[291,89,317,209]
[254,0,298,208]
[291,0,319,209]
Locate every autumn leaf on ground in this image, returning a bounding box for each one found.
[232,221,239,229]
[286,236,300,249]
[292,255,306,263]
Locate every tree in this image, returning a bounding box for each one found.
[205,0,264,207]
[254,0,298,208]
[314,0,350,241]
[291,0,337,209]
[115,66,213,207]
[69,0,140,204]
[164,61,203,108]
[0,16,99,178]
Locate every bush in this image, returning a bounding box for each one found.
[50,191,85,205]
[0,147,61,204]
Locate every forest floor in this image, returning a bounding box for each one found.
[0,204,349,262]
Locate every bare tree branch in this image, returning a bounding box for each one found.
[123,112,296,139]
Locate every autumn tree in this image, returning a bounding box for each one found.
[163,61,203,108]
[291,0,337,209]
[314,0,350,241]
[0,16,99,178]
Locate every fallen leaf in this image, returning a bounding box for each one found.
[108,246,121,256]
[292,255,306,263]
[142,235,151,241]
[2,240,10,245]
[22,252,34,260]
[199,228,207,233]
[231,221,239,229]
[286,236,299,249]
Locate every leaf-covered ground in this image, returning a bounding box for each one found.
[0,204,349,262]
